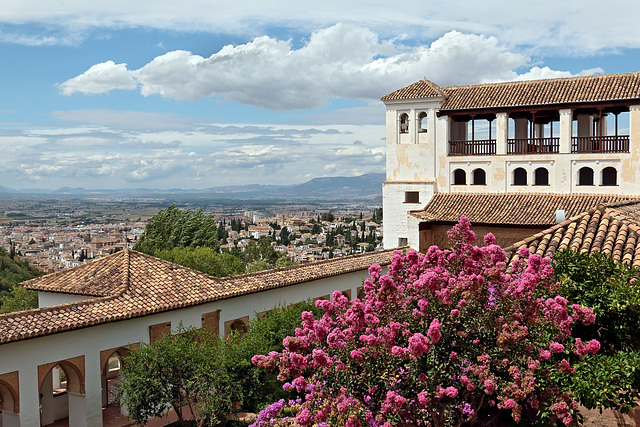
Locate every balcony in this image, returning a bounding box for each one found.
[571,135,629,153]
[507,137,559,155]
[449,139,496,156]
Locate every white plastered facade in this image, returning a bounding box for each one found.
[382,93,640,249]
[0,268,382,427]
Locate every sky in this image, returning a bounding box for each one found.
[1,1,640,190]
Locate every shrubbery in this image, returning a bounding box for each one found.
[119,300,321,426]
[553,249,640,413]
[252,217,599,426]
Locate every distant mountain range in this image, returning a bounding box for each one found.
[0,173,385,201]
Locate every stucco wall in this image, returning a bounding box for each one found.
[0,267,384,427]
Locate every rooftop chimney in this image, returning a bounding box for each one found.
[556,209,566,223]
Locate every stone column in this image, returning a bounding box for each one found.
[409,108,416,144]
[496,113,508,155]
[559,109,572,154]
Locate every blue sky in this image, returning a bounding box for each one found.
[1,1,640,190]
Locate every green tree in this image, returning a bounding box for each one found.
[119,325,236,426]
[226,300,321,412]
[553,249,640,413]
[243,238,280,266]
[321,211,335,222]
[0,286,38,313]
[155,246,245,277]
[0,246,42,295]
[134,205,220,255]
[279,226,291,246]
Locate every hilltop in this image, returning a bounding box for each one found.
[0,173,385,202]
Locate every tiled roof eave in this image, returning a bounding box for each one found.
[438,97,640,115]
[0,249,397,346]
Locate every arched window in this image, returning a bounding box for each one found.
[578,167,594,186]
[399,113,409,134]
[229,319,248,337]
[602,167,617,186]
[418,112,428,133]
[472,169,486,185]
[513,168,527,186]
[453,169,466,185]
[534,168,549,186]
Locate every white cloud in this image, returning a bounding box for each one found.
[4,1,640,54]
[58,61,137,95]
[59,25,600,110]
[0,117,386,189]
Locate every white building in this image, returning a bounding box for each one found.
[381,72,640,250]
[0,249,393,426]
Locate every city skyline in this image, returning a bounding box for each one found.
[2,1,640,190]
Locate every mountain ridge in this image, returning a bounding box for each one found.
[0,173,385,201]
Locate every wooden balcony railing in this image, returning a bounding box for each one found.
[507,137,559,154]
[449,139,496,156]
[571,135,629,153]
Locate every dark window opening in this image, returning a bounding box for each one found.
[472,169,486,185]
[578,167,594,186]
[404,191,420,203]
[602,167,617,186]
[418,112,428,133]
[534,168,549,186]
[453,169,466,185]
[399,113,409,134]
[513,168,527,186]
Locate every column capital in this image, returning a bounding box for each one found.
[630,105,640,112]
[559,108,572,116]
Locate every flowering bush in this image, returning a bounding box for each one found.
[252,217,598,427]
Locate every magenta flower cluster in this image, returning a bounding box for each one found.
[251,217,598,427]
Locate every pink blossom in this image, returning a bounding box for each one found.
[296,408,313,425]
[408,333,431,357]
[417,391,429,405]
[427,318,442,343]
[539,349,551,360]
[484,379,495,394]
[549,342,565,353]
[575,338,601,355]
[502,399,516,409]
[444,387,458,398]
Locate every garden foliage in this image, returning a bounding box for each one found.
[252,217,599,427]
[553,249,640,413]
[118,325,235,426]
[118,301,321,425]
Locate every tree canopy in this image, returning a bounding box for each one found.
[133,205,220,255]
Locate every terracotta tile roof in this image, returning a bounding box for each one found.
[0,249,395,345]
[22,250,131,296]
[505,200,640,269]
[381,79,446,101]
[381,72,640,112]
[410,193,640,226]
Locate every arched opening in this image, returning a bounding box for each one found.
[602,167,617,186]
[100,346,134,421]
[418,112,428,133]
[453,169,466,185]
[534,168,549,186]
[0,377,20,426]
[513,168,527,186]
[39,359,85,426]
[472,169,486,185]
[399,113,409,134]
[578,167,594,186]
[225,317,250,337]
[229,320,248,336]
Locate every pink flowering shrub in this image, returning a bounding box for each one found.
[252,217,597,427]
